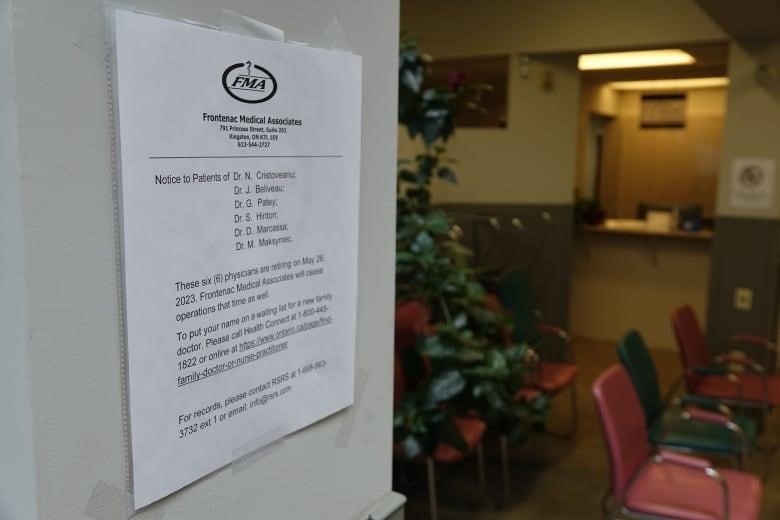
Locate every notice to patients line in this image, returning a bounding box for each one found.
[149,155,343,159]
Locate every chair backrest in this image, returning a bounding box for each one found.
[617,330,664,426]
[394,300,429,354]
[394,300,431,391]
[497,269,537,344]
[592,365,650,500]
[671,305,709,391]
[393,353,405,407]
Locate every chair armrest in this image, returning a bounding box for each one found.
[650,451,729,519]
[654,449,711,470]
[730,334,776,352]
[660,404,741,449]
[681,408,733,427]
[687,367,744,403]
[728,334,777,374]
[536,324,574,362]
[690,365,729,376]
[712,355,765,374]
[680,408,746,455]
[537,324,571,343]
[674,394,733,418]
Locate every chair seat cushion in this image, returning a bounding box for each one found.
[696,373,780,406]
[625,461,762,520]
[538,362,578,393]
[433,417,486,463]
[649,412,756,454]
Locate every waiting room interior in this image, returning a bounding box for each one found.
[394,1,780,518]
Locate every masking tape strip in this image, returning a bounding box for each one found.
[84,481,130,520]
[221,4,352,52]
[75,2,350,66]
[84,481,166,520]
[221,9,284,42]
[322,17,351,53]
[231,426,288,476]
[335,368,370,448]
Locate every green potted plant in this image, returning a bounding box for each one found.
[393,35,547,460]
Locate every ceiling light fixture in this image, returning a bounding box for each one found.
[578,49,695,70]
[609,77,729,90]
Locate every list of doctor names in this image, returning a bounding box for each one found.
[151,163,333,399]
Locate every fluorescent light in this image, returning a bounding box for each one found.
[578,49,695,70]
[609,77,729,90]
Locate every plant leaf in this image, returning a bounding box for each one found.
[425,370,466,406]
[401,435,423,459]
[437,167,457,184]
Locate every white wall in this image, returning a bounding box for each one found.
[0,1,39,518]
[430,55,580,204]
[570,236,711,349]
[4,1,398,519]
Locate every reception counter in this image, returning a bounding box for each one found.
[570,220,712,350]
[585,221,713,240]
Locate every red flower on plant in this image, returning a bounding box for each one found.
[447,70,468,91]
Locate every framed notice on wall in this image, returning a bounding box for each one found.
[640,93,686,128]
[112,9,361,508]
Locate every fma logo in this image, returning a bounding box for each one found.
[222,61,277,104]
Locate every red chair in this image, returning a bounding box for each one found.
[393,301,487,520]
[492,270,579,438]
[593,364,763,519]
[530,324,579,437]
[671,304,780,410]
[486,291,576,501]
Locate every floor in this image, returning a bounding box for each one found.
[395,338,780,519]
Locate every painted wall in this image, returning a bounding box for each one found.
[570,236,711,349]
[422,54,580,205]
[600,88,726,218]
[708,38,780,351]
[401,0,725,58]
[575,84,618,199]
[3,1,399,519]
[0,1,39,519]
[400,0,730,347]
[717,40,780,219]
[400,0,727,207]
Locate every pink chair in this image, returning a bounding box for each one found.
[671,304,780,409]
[593,364,763,519]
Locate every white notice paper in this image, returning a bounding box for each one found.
[729,157,776,210]
[113,10,361,508]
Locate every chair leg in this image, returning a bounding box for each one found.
[499,434,511,503]
[763,405,778,481]
[599,487,613,519]
[426,457,438,520]
[476,441,486,501]
[568,382,579,437]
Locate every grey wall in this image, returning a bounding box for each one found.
[707,39,780,352]
[440,203,574,360]
[2,1,399,519]
[707,218,780,354]
[0,1,39,519]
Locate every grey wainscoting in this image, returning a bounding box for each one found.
[438,203,574,360]
[707,217,780,356]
